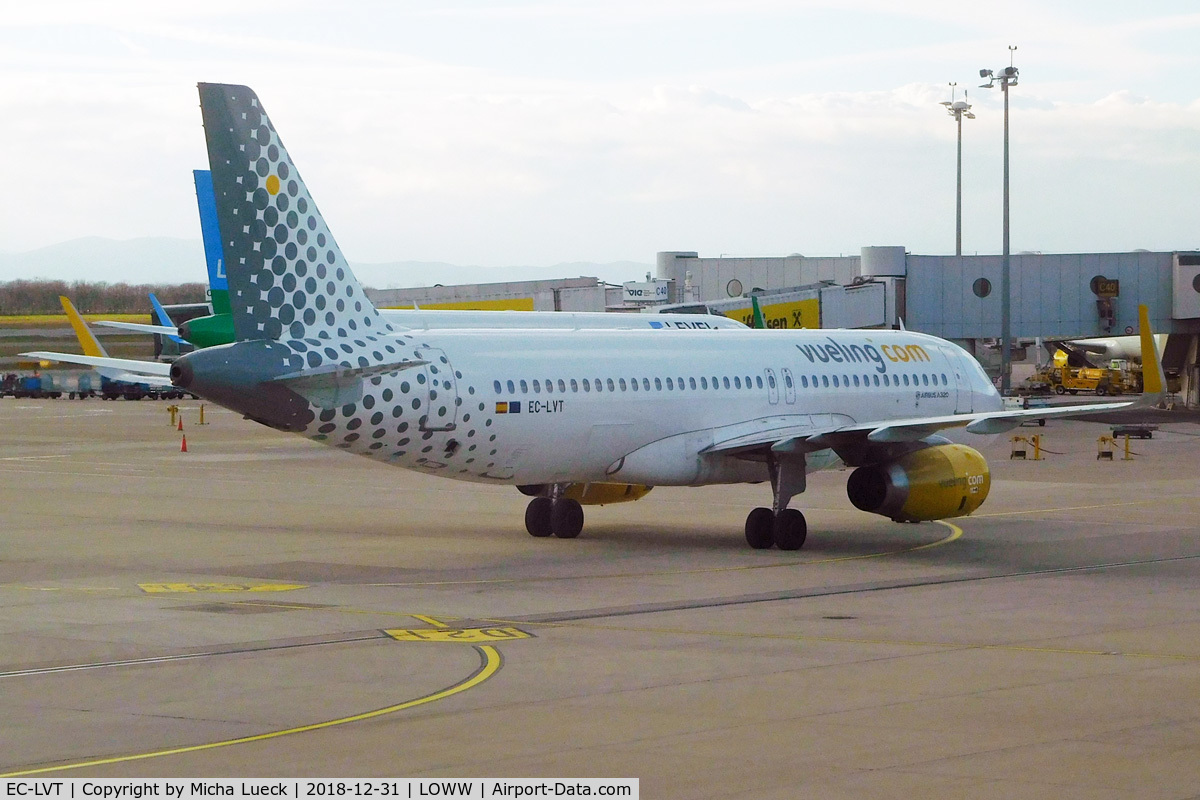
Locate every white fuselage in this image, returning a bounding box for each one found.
[303,326,1001,488]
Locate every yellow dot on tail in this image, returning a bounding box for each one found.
[266,175,280,195]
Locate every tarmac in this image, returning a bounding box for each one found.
[1,399,1198,798]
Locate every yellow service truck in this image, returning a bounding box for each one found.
[1049,365,1140,396]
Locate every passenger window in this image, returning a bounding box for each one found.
[547,380,555,394]
[784,374,793,388]
[582,378,590,392]
[630,378,638,391]
[903,374,910,386]
[767,374,776,389]
[822,375,829,388]
[607,378,616,392]
[556,379,565,393]
[801,375,809,388]
[570,378,578,392]
[532,380,540,393]
[755,376,763,389]
[677,376,684,388]
[853,375,860,387]
[507,380,516,394]
[873,374,880,387]
[723,377,731,389]
[654,377,663,390]
[734,376,742,389]
[832,375,839,388]
[665,377,674,390]
[619,378,627,391]
[942,373,948,385]
[712,376,719,388]
[643,378,651,391]
[493,380,502,394]
[701,377,709,389]
[689,377,697,390]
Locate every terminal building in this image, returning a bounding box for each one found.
[655,246,1200,407]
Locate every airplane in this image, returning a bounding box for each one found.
[23,296,178,395]
[93,171,746,349]
[1045,334,1168,369]
[174,84,1168,549]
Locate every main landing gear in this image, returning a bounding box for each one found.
[744,451,809,550]
[524,495,584,539]
[744,507,807,550]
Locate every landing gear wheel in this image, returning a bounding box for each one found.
[773,508,807,551]
[551,498,584,539]
[524,497,553,537]
[745,507,775,549]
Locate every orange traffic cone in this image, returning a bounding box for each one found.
[177,416,184,431]
[180,434,188,453]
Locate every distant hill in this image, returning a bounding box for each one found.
[0,237,652,288]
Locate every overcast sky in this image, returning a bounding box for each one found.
[4,1,1200,277]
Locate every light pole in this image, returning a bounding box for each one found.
[940,83,974,257]
[980,45,1018,394]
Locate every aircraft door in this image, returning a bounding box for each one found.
[781,367,797,404]
[764,368,779,404]
[940,345,970,413]
[416,347,459,431]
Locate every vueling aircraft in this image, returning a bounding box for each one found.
[132,84,1168,549]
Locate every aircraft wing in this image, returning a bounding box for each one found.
[705,401,1137,458]
[94,321,180,336]
[20,351,173,379]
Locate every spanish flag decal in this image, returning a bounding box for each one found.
[496,401,521,414]
[496,401,508,414]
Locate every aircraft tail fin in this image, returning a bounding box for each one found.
[750,295,766,329]
[193,169,232,316]
[60,296,108,358]
[197,83,387,343]
[1138,304,1167,405]
[148,293,185,344]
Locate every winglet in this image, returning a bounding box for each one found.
[60,296,107,358]
[1138,304,1166,404]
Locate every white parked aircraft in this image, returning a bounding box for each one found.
[166,84,1165,548]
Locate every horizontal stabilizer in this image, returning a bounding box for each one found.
[20,351,172,377]
[94,321,180,336]
[269,359,427,409]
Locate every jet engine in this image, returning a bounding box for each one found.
[846,444,990,522]
[517,483,653,506]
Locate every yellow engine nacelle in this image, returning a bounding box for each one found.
[564,483,653,505]
[517,483,653,506]
[846,444,990,522]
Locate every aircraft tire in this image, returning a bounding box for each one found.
[551,498,584,539]
[525,497,553,537]
[774,508,807,551]
[745,507,775,549]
